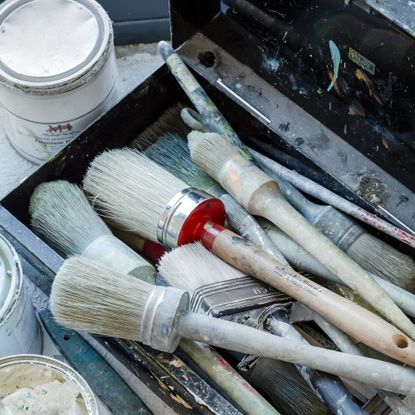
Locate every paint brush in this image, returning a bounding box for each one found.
[187,131,415,340]
[260,221,415,318]
[270,176,415,291]
[142,134,287,263]
[83,148,415,366]
[159,242,365,414]
[50,256,415,395]
[29,181,275,415]
[29,180,155,283]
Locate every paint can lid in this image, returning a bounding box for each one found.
[0,0,112,90]
[0,235,20,323]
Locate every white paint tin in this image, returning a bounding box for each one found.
[0,233,42,357]
[0,354,98,414]
[0,0,118,164]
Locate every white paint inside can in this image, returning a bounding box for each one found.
[0,234,42,357]
[0,0,118,164]
[0,354,98,414]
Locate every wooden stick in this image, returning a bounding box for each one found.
[201,223,415,367]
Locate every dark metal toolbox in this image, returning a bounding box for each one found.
[1,0,414,413]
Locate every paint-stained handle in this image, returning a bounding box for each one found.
[201,224,415,367]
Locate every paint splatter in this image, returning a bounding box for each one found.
[327,40,341,92]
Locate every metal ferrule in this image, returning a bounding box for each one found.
[190,276,292,318]
[157,187,214,249]
[140,286,189,353]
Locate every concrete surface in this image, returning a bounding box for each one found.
[0,43,163,199]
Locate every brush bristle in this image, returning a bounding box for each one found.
[144,134,217,192]
[50,257,155,339]
[83,148,187,242]
[247,358,330,415]
[30,181,110,256]
[130,103,189,149]
[187,131,241,181]
[158,242,245,292]
[346,233,415,291]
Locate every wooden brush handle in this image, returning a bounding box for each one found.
[201,224,415,367]
[248,182,415,340]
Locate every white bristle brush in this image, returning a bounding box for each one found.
[143,134,287,264]
[30,183,276,415]
[82,148,415,366]
[30,180,155,282]
[50,256,415,396]
[187,131,415,339]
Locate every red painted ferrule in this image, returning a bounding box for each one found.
[201,222,227,251]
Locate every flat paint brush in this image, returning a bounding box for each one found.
[260,221,415,318]
[29,180,155,283]
[143,134,287,264]
[82,148,415,366]
[270,177,415,291]
[29,182,274,415]
[159,242,365,415]
[50,256,415,395]
[188,131,415,340]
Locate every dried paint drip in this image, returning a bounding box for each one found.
[327,40,341,92]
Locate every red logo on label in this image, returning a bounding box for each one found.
[46,123,73,133]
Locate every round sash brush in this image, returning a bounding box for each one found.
[50,256,415,395]
[82,147,415,366]
[273,177,415,292]
[143,134,287,263]
[187,131,415,340]
[29,180,155,282]
[159,242,365,414]
[29,181,275,415]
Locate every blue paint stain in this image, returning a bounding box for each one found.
[327,40,341,92]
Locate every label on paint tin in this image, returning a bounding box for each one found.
[348,47,376,75]
[1,86,116,163]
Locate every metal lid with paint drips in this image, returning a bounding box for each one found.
[0,0,113,92]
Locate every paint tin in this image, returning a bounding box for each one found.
[0,233,42,357]
[0,354,98,414]
[0,0,118,164]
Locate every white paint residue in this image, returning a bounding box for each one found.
[0,365,88,414]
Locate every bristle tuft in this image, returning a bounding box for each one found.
[131,103,189,149]
[248,358,330,415]
[187,131,240,180]
[83,148,187,241]
[347,233,415,291]
[144,134,217,191]
[158,242,245,292]
[50,257,155,339]
[30,180,110,256]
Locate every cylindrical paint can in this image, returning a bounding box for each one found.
[0,0,118,164]
[0,233,42,357]
[0,354,99,414]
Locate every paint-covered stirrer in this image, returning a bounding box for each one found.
[51,256,415,395]
[83,148,415,366]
